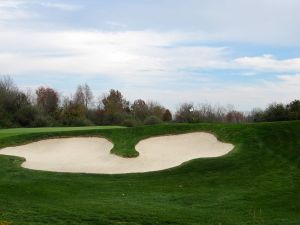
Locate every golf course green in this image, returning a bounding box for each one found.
[0,121,299,225]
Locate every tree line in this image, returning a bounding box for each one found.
[0,76,299,128]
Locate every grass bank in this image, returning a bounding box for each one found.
[0,122,300,224]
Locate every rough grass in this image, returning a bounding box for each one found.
[0,122,300,224]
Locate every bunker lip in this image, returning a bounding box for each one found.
[0,133,234,174]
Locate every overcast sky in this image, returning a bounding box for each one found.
[0,0,300,111]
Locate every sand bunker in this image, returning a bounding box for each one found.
[0,133,234,174]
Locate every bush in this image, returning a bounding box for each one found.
[0,117,15,128]
[287,100,300,120]
[264,103,289,122]
[175,103,195,123]
[62,117,93,126]
[15,105,37,127]
[122,119,138,127]
[86,109,104,125]
[103,113,125,125]
[162,109,172,122]
[144,116,162,125]
[32,114,52,127]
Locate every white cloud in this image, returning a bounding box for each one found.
[0,0,33,20]
[40,2,81,11]
[277,74,300,85]
[0,7,299,111]
[0,0,23,8]
[240,72,257,77]
[104,21,128,29]
[0,27,229,81]
[4,27,300,83]
[1,0,300,46]
[234,55,300,72]
[69,0,300,46]
[123,75,300,112]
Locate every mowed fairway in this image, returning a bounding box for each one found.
[0,122,300,224]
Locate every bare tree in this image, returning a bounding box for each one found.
[175,103,195,122]
[0,75,21,113]
[74,84,93,109]
[74,85,85,106]
[82,83,93,108]
[1,76,36,127]
[0,75,17,93]
[226,110,245,123]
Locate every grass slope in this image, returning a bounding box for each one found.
[0,122,299,224]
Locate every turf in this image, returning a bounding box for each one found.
[0,126,124,136]
[0,122,299,225]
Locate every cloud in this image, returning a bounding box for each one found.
[122,73,300,111]
[0,1,23,8]
[48,0,299,46]
[277,74,300,85]
[0,0,33,20]
[234,55,300,72]
[40,2,81,11]
[1,0,299,46]
[1,26,300,105]
[104,21,128,29]
[0,0,299,111]
[0,27,229,82]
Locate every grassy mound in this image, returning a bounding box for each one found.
[0,122,300,224]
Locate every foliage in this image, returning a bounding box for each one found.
[175,103,195,123]
[0,76,37,127]
[287,100,300,120]
[225,110,245,123]
[36,87,59,114]
[74,84,93,109]
[32,114,52,127]
[122,118,139,127]
[1,76,300,128]
[131,99,149,122]
[61,103,91,126]
[162,109,172,121]
[15,104,37,126]
[250,101,300,122]
[147,101,165,120]
[144,115,162,125]
[101,89,130,124]
[175,103,247,123]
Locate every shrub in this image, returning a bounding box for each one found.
[15,105,37,127]
[175,103,195,123]
[122,119,138,127]
[287,100,300,120]
[32,114,52,127]
[63,117,93,126]
[162,109,172,122]
[144,116,162,125]
[0,117,15,128]
[250,108,265,122]
[264,103,289,121]
[225,111,245,123]
[131,99,149,122]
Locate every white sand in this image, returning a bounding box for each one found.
[0,132,234,174]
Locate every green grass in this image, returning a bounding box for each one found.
[0,122,300,224]
[0,126,124,136]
